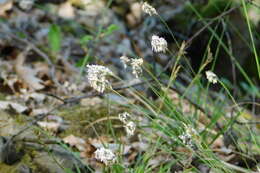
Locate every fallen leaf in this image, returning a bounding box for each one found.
[0,100,28,113]
[22,92,46,103]
[37,121,61,132]
[0,0,13,17]
[58,1,75,19]
[63,135,86,151]
[15,51,45,91]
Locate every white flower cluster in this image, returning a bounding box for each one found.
[179,133,193,147]
[118,112,136,136]
[179,125,198,148]
[120,56,143,78]
[118,111,131,124]
[151,35,168,53]
[131,58,143,78]
[94,147,116,165]
[141,2,158,16]
[125,121,136,136]
[86,65,113,93]
[206,71,218,84]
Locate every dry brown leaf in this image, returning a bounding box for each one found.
[0,100,28,113]
[63,135,86,151]
[58,2,75,19]
[37,121,61,132]
[0,0,13,17]
[15,51,45,91]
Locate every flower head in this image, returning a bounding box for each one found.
[206,71,218,84]
[118,112,131,124]
[120,55,130,69]
[125,121,136,136]
[151,35,167,53]
[131,58,143,78]
[94,147,116,165]
[178,125,198,148]
[118,112,136,136]
[86,65,113,93]
[141,2,157,16]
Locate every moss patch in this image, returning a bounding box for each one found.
[58,104,123,138]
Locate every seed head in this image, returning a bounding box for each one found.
[151,35,167,53]
[86,65,113,93]
[206,71,218,84]
[131,58,143,78]
[118,112,131,124]
[125,121,136,136]
[94,147,116,165]
[141,2,157,16]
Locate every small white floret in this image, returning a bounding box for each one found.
[131,58,143,78]
[151,35,167,53]
[94,148,116,165]
[141,2,158,16]
[206,71,218,84]
[118,112,131,124]
[86,65,113,93]
[125,121,136,136]
[120,55,130,69]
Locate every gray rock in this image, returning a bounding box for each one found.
[18,164,31,173]
[33,144,91,173]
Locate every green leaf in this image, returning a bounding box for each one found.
[75,55,94,67]
[80,35,93,45]
[64,168,74,173]
[102,24,120,36]
[111,164,125,173]
[48,24,62,52]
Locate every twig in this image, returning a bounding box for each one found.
[185,5,239,49]
[84,116,119,129]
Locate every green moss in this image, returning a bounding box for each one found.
[0,153,36,173]
[58,104,123,138]
[0,93,6,100]
[14,114,28,125]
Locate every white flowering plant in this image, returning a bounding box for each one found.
[13,0,260,172]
